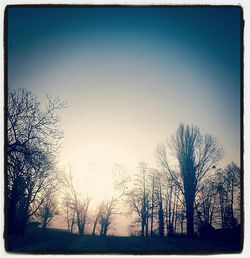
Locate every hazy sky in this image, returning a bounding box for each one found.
[8,7,241,233]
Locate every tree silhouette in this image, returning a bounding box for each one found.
[34,194,59,230]
[7,88,65,235]
[61,169,91,236]
[156,123,223,237]
[149,170,157,236]
[215,163,240,229]
[62,195,76,233]
[95,164,129,236]
[155,172,164,236]
[92,200,105,236]
[129,162,150,237]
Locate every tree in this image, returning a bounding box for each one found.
[61,169,91,236]
[96,164,129,236]
[92,200,105,236]
[62,195,76,233]
[34,194,59,230]
[195,178,217,230]
[99,198,115,236]
[156,123,223,236]
[129,162,151,237]
[156,144,185,236]
[224,162,240,221]
[215,163,240,229]
[165,177,181,236]
[155,172,164,236]
[149,170,157,236]
[7,88,65,235]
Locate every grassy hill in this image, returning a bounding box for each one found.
[5,228,242,254]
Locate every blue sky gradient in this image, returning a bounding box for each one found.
[8,7,241,200]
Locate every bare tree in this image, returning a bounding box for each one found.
[156,123,223,236]
[176,208,186,234]
[62,195,76,233]
[99,198,115,236]
[149,170,157,236]
[224,162,240,221]
[34,194,59,230]
[165,177,180,236]
[155,172,164,236]
[195,178,217,229]
[7,88,65,235]
[97,164,129,236]
[92,200,104,236]
[128,161,151,237]
[61,169,91,236]
[215,163,240,229]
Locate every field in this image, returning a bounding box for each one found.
[5,228,242,254]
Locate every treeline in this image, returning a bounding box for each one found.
[128,159,240,237]
[127,125,241,237]
[6,88,241,238]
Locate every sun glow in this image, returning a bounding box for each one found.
[59,144,131,205]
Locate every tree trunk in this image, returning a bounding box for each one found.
[70,213,75,233]
[100,219,104,236]
[92,216,98,236]
[150,175,155,236]
[146,207,149,237]
[77,213,83,236]
[141,216,145,237]
[7,177,27,235]
[180,221,183,234]
[158,201,164,237]
[42,221,47,231]
[186,197,195,237]
[183,165,196,237]
[7,192,18,235]
[82,200,90,235]
[103,219,109,236]
[158,181,164,237]
[165,197,168,237]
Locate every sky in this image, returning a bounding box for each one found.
[7,7,241,235]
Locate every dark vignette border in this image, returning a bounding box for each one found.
[3,3,244,255]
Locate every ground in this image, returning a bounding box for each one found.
[5,228,242,254]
